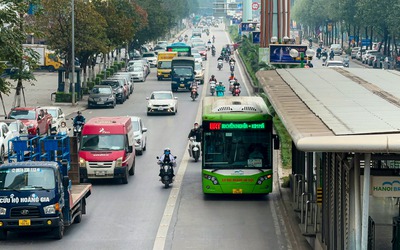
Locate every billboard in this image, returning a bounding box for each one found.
[240,22,258,32]
[269,45,308,64]
[252,31,260,44]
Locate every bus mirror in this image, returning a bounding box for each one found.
[62,176,70,187]
[127,146,133,153]
[273,135,280,150]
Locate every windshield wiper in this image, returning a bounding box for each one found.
[211,169,219,173]
[1,187,21,193]
[26,186,51,192]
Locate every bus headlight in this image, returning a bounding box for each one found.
[204,174,219,185]
[256,175,271,185]
[0,207,6,215]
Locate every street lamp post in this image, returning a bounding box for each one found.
[71,0,75,105]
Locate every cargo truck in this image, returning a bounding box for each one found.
[0,135,91,240]
[157,52,177,80]
[171,57,196,92]
[23,44,63,72]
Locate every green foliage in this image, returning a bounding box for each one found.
[87,81,95,90]
[95,77,101,84]
[106,68,113,76]
[55,92,77,103]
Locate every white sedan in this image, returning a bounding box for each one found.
[142,52,158,68]
[130,116,147,155]
[146,91,178,115]
[0,122,14,163]
[41,106,66,134]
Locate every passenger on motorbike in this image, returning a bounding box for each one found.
[57,121,70,136]
[73,111,85,127]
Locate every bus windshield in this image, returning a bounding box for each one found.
[203,130,271,169]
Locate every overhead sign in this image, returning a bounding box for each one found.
[252,2,260,10]
[269,45,308,64]
[252,31,260,44]
[361,39,371,47]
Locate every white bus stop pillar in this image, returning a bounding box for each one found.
[361,153,371,250]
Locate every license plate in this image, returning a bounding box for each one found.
[164,75,169,77]
[97,101,104,105]
[95,171,106,176]
[180,84,185,87]
[232,189,243,194]
[19,219,31,226]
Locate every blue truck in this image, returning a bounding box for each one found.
[0,135,92,240]
[171,57,196,92]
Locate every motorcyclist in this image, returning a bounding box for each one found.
[217,55,224,61]
[190,81,199,98]
[158,148,176,176]
[212,35,215,43]
[188,122,202,142]
[228,72,237,81]
[229,57,236,64]
[209,75,218,83]
[216,81,225,96]
[321,49,328,59]
[316,47,322,58]
[57,121,70,136]
[73,111,85,127]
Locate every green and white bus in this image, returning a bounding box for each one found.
[201,96,278,194]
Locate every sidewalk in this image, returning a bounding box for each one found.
[0,73,87,118]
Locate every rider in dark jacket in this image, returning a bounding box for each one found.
[73,111,85,127]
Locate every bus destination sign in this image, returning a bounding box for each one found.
[167,47,190,52]
[209,122,265,130]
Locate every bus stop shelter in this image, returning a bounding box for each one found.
[257,68,400,250]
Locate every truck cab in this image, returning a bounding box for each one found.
[0,135,91,240]
[171,57,196,92]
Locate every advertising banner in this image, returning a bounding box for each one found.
[252,31,260,44]
[371,176,400,197]
[269,45,308,64]
[241,22,258,32]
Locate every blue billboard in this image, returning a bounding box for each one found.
[241,22,258,32]
[269,45,308,64]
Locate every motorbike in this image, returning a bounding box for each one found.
[190,87,198,101]
[73,122,84,140]
[232,85,241,96]
[229,62,235,72]
[217,60,223,70]
[207,43,212,50]
[229,80,236,92]
[216,85,225,97]
[212,37,215,43]
[343,58,350,67]
[157,156,176,188]
[329,53,334,60]
[209,81,216,96]
[322,56,327,66]
[188,137,201,162]
[212,49,216,57]
[225,55,230,62]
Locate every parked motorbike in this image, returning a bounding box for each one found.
[210,81,216,96]
[190,87,198,101]
[232,85,241,96]
[157,156,176,188]
[217,60,223,70]
[229,62,235,72]
[188,137,201,162]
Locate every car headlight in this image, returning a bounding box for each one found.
[0,207,6,215]
[79,157,86,168]
[116,157,123,167]
[44,203,59,215]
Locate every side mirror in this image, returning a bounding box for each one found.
[62,176,70,187]
[142,128,147,132]
[127,145,133,153]
[146,97,149,100]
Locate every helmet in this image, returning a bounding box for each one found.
[77,111,82,115]
[219,81,223,85]
[211,75,215,78]
[164,148,171,155]
[230,72,234,76]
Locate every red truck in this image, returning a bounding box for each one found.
[8,107,53,136]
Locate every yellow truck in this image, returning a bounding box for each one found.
[157,52,178,80]
[23,44,63,72]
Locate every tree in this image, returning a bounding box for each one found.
[0,1,40,110]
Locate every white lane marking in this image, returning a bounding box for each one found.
[152,58,209,250]
[223,31,251,95]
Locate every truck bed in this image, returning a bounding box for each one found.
[70,184,92,208]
